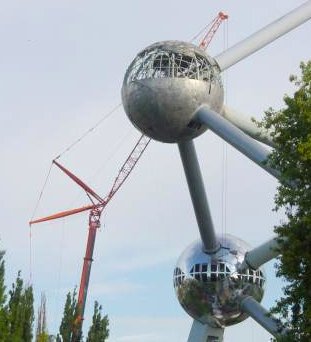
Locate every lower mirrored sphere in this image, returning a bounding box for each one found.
[173,234,266,328]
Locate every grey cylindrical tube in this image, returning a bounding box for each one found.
[221,105,275,148]
[215,1,311,71]
[195,105,281,179]
[242,236,281,270]
[240,296,286,338]
[178,140,219,253]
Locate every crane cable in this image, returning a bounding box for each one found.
[189,17,215,44]
[28,102,121,283]
[29,162,53,284]
[55,219,66,323]
[54,103,122,160]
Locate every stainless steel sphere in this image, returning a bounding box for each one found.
[122,41,224,143]
[173,234,266,328]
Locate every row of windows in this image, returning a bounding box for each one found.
[173,264,265,288]
[126,49,220,84]
[189,262,231,283]
[190,262,231,275]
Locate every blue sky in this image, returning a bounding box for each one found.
[1,0,310,341]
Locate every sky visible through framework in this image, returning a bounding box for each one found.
[0,1,310,341]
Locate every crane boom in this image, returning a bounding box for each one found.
[53,160,104,203]
[199,12,228,50]
[108,134,151,199]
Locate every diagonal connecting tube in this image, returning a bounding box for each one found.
[178,140,219,253]
[240,296,287,338]
[221,105,275,148]
[194,105,281,179]
[240,236,282,271]
[214,0,311,71]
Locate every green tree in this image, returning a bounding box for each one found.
[0,250,6,308]
[58,288,81,342]
[86,301,109,342]
[8,272,26,341]
[7,271,34,342]
[0,246,34,342]
[0,249,8,340]
[259,61,311,341]
[22,285,35,342]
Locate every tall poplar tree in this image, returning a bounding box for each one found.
[57,288,81,342]
[0,249,8,340]
[7,271,34,342]
[57,290,109,342]
[259,61,311,341]
[22,285,35,342]
[86,301,109,342]
[0,246,34,341]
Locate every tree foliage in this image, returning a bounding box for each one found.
[0,248,35,342]
[0,246,109,341]
[86,301,109,342]
[259,61,311,341]
[57,290,109,342]
[57,288,81,342]
[0,250,8,340]
[7,271,35,342]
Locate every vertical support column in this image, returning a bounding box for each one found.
[188,320,224,342]
[178,140,219,253]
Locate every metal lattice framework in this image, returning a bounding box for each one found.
[126,43,220,83]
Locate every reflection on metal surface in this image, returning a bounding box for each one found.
[122,41,224,143]
[173,234,266,328]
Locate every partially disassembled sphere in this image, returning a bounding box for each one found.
[173,234,265,328]
[122,41,224,143]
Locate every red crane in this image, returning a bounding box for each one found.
[199,11,228,50]
[30,134,151,340]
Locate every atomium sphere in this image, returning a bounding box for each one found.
[173,234,266,328]
[122,41,224,143]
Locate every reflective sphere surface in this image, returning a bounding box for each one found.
[122,41,224,143]
[173,234,265,328]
